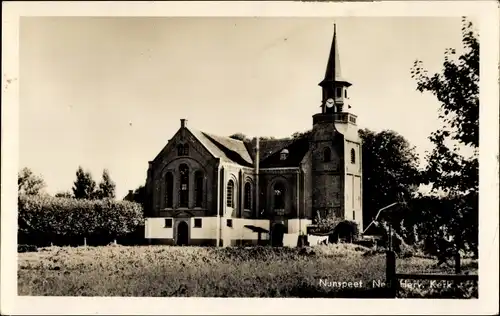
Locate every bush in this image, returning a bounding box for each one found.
[330,220,360,243]
[18,194,144,246]
[18,244,38,253]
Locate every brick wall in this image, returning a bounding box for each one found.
[147,128,218,217]
[311,121,346,221]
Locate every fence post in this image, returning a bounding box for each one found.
[386,250,397,298]
[84,237,87,247]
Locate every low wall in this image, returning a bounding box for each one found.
[287,219,313,234]
[145,218,174,239]
[145,217,271,246]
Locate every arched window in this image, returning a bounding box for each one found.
[166,172,173,208]
[273,182,285,210]
[323,147,331,162]
[244,182,252,210]
[280,149,289,161]
[350,148,356,164]
[226,180,234,208]
[194,171,203,208]
[179,164,189,207]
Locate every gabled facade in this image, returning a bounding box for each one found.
[144,25,363,247]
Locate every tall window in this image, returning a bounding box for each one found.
[194,171,203,208]
[183,144,189,155]
[179,164,189,207]
[323,147,331,162]
[226,180,234,208]
[166,172,173,208]
[273,182,285,209]
[350,148,356,164]
[244,182,252,210]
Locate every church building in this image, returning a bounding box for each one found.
[144,26,363,246]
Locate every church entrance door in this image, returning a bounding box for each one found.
[271,223,285,247]
[176,221,189,246]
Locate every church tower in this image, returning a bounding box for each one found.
[311,24,363,229]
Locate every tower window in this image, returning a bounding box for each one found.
[353,210,356,220]
[227,219,233,228]
[336,87,342,98]
[350,149,356,164]
[226,180,234,208]
[323,147,331,162]
[179,164,189,207]
[345,90,347,98]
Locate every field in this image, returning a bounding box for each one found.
[18,244,478,298]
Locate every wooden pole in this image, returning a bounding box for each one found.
[386,250,397,298]
[84,237,87,247]
[389,224,393,252]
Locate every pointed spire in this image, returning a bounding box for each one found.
[319,23,350,87]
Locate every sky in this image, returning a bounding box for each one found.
[19,16,468,198]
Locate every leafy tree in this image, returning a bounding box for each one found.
[55,191,73,198]
[18,167,46,195]
[96,169,116,199]
[72,166,96,200]
[126,185,147,215]
[410,18,478,256]
[291,129,312,139]
[358,129,421,234]
[229,133,250,142]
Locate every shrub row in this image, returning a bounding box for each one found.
[18,194,144,246]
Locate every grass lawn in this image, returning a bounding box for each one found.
[18,244,478,298]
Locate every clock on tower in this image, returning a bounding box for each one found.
[325,98,335,113]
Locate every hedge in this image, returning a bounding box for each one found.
[18,194,144,246]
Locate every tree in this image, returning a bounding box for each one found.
[359,129,421,235]
[124,184,147,216]
[291,129,312,139]
[18,167,46,195]
[55,191,73,198]
[229,133,250,142]
[72,166,96,200]
[96,169,116,199]
[411,18,478,256]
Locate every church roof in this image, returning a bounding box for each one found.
[248,138,296,162]
[258,137,310,168]
[188,128,254,167]
[189,127,309,168]
[245,136,309,168]
[203,132,254,166]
